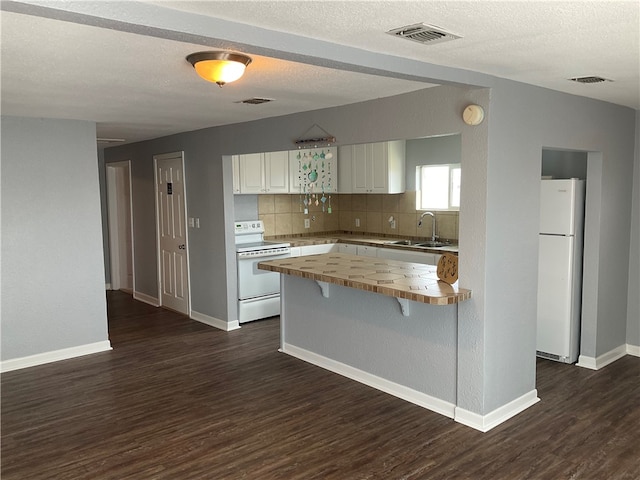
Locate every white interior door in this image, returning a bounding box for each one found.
[155,152,190,314]
[107,161,134,292]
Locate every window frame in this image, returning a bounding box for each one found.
[415,163,461,212]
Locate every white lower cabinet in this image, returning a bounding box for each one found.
[337,243,357,255]
[376,247,438,266]
[357,245,378,257]
[294,242,442,266]
[298,244,336,256]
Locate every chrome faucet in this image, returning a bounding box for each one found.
[418,211,437,242]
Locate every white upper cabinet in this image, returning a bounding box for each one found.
[289,147,338,194]
[264,151,289,193]
[237,151,289,194]
[339,140,405,194]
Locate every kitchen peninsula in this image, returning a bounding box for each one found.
[259,253,471,419]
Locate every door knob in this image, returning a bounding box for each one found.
[178,244,185,250]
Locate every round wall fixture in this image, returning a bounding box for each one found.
[462,104,485,126]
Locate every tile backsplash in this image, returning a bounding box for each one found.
[258,191,459,242]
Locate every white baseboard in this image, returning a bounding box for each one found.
[454,390,540,433]
[1,341,112,373]
[576,344,627,370]
[281,343,456,419]
[133,291,159,307]
[105,283,112,290]
[190,311,241,331]
[627,344,640,357]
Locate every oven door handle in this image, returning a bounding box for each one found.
[237,249,290,259]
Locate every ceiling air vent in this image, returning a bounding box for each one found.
[386,23,462,45]
[235,97,274,105]
[569,76,612,84]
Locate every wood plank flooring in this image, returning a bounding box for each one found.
[2,291,639,479]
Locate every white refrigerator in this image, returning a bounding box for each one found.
[537,179,585,363]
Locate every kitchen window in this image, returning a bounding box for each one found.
[416,164,461,211]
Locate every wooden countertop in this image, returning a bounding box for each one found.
[259,253,471,306]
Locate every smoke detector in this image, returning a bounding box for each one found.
[569,76,612,84]
[386,23,462,45]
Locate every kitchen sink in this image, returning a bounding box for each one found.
[386,240,416,246]
[416,241,449,248]
[386,239,450,248]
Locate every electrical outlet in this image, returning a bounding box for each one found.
[355,218,360,227]
[304,219,310,229]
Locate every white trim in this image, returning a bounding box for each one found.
[576,344,627,370]
[1,341,112,373]
[133,291,160,307]
[106,160,135,293]
[454,390,540,433]
[105,283,112,290]
[191,310,241,331]
[627,344,640,357]
[281,342,456,419]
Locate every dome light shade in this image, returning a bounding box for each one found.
[186,52,252,87]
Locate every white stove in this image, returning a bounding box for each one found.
[234,221,290,323]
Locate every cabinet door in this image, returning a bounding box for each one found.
[291,147,338,193]
[357,245,378,257]
[232,155,241,194]
[239,153,264,193]
[300,244,335,256]
[264,151,289,193]
[337,146,353,193]
[386,140,406,193]
[377,248,435,265]
[369,142,389,193]
[289,150,304,193]
[338,243,357,255]
[352,143,370,193]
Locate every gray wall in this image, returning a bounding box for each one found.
[282,275,457,403]
[97,147,110,285]
[105,85,486,329]
[1,116,110,361]
[542,149,588,179]
[628,110,640,348]
[105,82,636,417]
[405,134,462,191]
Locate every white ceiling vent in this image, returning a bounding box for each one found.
[235,97,274,105]
[387,23,462,45]
[569,76,612,84]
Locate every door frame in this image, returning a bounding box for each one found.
[153,151,191,315]
[106,160,135,293]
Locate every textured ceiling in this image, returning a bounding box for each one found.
[1,1,638,146]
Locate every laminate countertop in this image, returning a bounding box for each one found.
[259,253,471,306]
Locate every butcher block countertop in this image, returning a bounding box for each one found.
[259,253,471,306]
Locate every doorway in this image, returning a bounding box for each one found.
[106,161,134,293]
[154,151,190,315]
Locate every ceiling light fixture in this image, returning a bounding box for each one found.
[186,51,252,87]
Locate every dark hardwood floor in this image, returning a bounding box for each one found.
[2,291,639,479]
